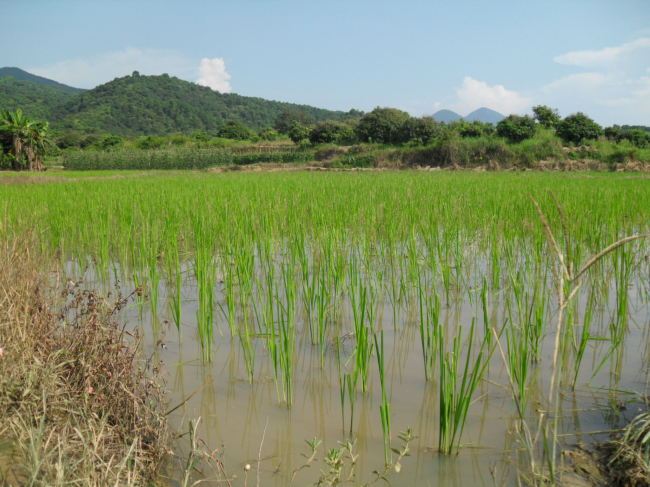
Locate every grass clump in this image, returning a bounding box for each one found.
[0,240,168,486]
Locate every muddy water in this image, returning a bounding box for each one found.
[70,263,649,486]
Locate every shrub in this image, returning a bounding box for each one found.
[309,121,356,145]
[356,107,411,144]
[98,134,123,150]
[496,115,537,142]
[400,117,442,144]
[218,121,252,140]
[136,136,165,150]
[556,113,602,144]
[452,120,496,138]
[287,123,312,144]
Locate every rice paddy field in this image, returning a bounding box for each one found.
[1,170,649,485]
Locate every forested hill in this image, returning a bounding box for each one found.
[0,69,354,134]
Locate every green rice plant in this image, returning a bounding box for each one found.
[416,266,441,381]
[164,235,183,332]
[348,265,374,394]
[571,289,597,388]
[314,265,332,366]
[218,246,238,338]
[235,242,256,383]
[373,330,391,465]
[504,319,532,414]
[193,219,215,362]
[276,262,297,407]
[438,318,491,454]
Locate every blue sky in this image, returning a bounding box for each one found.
[2,0,649,124]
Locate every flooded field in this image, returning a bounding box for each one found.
[2,171,649,485]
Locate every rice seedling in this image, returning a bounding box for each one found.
[373,330,392,465]
[416,266,441,381]
[438,319,492,454]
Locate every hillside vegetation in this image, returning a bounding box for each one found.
[0,69,353,135]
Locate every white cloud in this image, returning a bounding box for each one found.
[452,76,531,115]
[28,48,197,88]
[554,37,650,68]
[196,57,232,93]
[542,72,607,93]
[540,38,650,124]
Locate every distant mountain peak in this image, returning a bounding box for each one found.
[0,67,83,94]
[432,106,505,124]
[464,107,505,124]
[432,109,462,123]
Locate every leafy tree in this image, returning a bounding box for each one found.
[287,123,312,144]
[309,121,356,145]
[218,120,252,140]
[355,107,411,144]
[532,105,560,129]
[0,109,50,170]
[496,115,537,142]
[556,113,602,144]
[399,117,440,144]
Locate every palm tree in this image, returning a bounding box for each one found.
[0,109,50,171]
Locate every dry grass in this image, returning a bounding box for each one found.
[0,239,168,486]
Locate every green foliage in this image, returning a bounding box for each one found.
[98,134,123,150]
[355,107,411,144]
[399,117,441,145]
[0,108,51,170]
[274,109,315,134]
[287,123,312,144]
[532,105,560,129]
[605,125,650,148]
[451,120,496,138]
[258,128,281,141]
[217,120,252,140]
[0,77,77,120]
[309,121,356,145]
[557,112,602,144]
[496,115,537,143]
[2,72,351,135]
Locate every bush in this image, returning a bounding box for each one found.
[218,121,252,140]
[136,136,165,150]
[399,117,442,144]
[452,120,495,138]
[309,121,356,145]
[556,113,602,144]
[287,123,312,144]
[98,134,123,150]
[496,115,537,142]
[356,107,411,144]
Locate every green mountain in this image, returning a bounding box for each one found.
[0,67,83,94]
[0,68,83,120]
[0,68,353,135]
